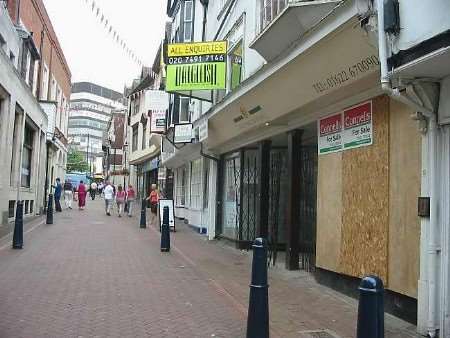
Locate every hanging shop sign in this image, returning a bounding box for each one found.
[318,113,343,154]
[342,101,372,150]
[174,123,193,144]
[150,110,166,133]
[318,101,373,155]
[148,90,169,133]
[166,41,227,91]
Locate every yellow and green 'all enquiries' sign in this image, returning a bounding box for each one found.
[166,41,227,91]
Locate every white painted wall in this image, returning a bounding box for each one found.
[394,0,450,53]
[204,0,265,82]
[0,32,48,222]
[0,5,20,70]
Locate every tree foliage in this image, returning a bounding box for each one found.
[67,150,90,173]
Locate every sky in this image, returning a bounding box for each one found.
[43,0,167,93]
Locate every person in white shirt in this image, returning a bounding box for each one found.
[103,181,115,216]
[90,181,98,200]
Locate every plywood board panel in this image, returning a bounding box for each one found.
[339,96,390,282]
[388,99,421,298]
[316,152,343,272]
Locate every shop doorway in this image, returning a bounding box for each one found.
[218,125,318,272]
[268,147,288,266]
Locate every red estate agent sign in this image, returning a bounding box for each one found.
[343,101,373,150]
[318,113,343,154]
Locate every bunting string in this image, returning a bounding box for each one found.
[82,0,144,67]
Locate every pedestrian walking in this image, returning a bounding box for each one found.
[146,184,159,227]
[103,181,114,216]
[116,185,126,217]
[52,178,63,212]
[78,180,87,210]
[90,181,98,200]
[63,179,74,209]
[126,184,136,217]
[98,182,104,198]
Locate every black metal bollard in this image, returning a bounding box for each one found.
[12,201,24,249]
[356,275,384,338]
[160,206,170,252]
[246,238,269,338]
[46,194,53,224]
[140,199,146,228]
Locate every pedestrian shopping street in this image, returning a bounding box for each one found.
[0,201,416,338]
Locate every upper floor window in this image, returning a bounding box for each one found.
[142,120,147,150]
[32,60,38,96]
[179,97,190,123]
[132,124,138,152]
[184,0,194,42]
[50,75,57,101]
[171,0,194,43]
[41,63,49,100]
[260,0,287,32]
[133,96,140,116]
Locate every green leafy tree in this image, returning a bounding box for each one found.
[67,150,90,173]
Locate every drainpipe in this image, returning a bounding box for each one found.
[200,0,208,42]
[376,1,438,336]
[426,115,439,338]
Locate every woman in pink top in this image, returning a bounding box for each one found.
[126,184,136,217]
[115,185,126,217]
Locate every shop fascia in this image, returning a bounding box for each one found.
[205,14,382,153]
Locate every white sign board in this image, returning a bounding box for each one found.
[198,118,208,142]
[39,102,57,139]
[150,110,166,133]
[318,113,342,155]
[342,101,372,150]
[148,91,169,134]
[174,123,193,143]
[147,90,169,111]
[159,199,175,230]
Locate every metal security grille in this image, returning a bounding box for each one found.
[268,149,288,266]
[221,153,241,240]
[240,149,259,243]
[298,146,318,272]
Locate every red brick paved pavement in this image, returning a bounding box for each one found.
[0,200,418,337]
